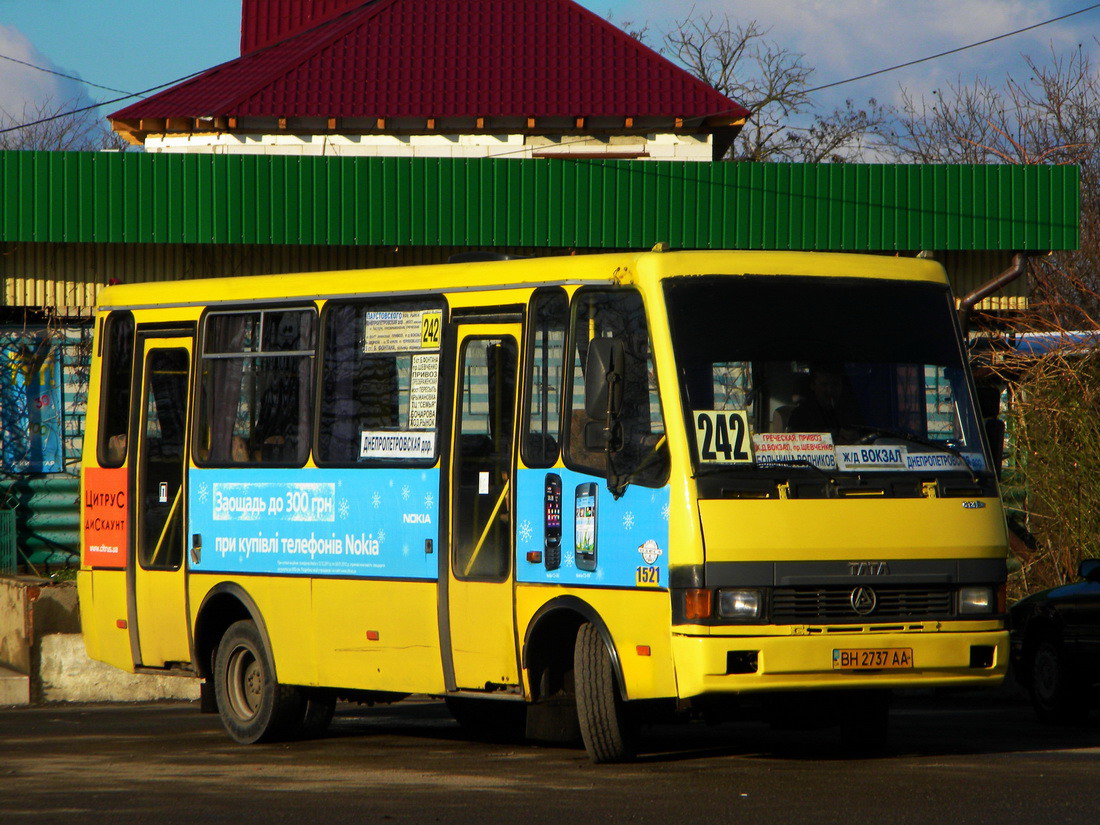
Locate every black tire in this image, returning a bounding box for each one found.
[1030,637,1088,725]
[574,622,634,763]
[839,690,891,756]
[214,620,304,744]
[445,696,526,742]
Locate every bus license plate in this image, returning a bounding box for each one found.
[832,648,913,670]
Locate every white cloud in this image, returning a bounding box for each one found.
[595,0,1098,109]
[0,23,93,122]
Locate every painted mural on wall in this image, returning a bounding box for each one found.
[0,330,63,474]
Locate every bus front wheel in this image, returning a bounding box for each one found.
[214,620,303,744]
[574,622,635,763]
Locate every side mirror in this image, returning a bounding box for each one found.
[584,338,624,421]
[1079,559,1100,583]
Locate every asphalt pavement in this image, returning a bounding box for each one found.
[0,689,1097,825]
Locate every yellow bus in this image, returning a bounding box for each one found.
[79,249,1009,762]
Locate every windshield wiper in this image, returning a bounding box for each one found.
[852,426,981,483]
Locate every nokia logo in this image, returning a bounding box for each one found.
[402,513,433,524]
[850,586,878,616]
[848,561,890,576]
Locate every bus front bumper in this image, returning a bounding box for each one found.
[671,624,1008,698]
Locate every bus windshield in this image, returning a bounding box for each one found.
[664,275,990,478]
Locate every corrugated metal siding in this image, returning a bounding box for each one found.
[0,152,1079,252]
[0,476,80,566]
[60,325,91,473]
[1,242,600,309]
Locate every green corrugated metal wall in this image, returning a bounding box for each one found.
[0,477,79,568]
[0,151,1079,252]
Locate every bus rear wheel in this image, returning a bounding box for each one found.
[574,622,635,763]
[214,620,303,744]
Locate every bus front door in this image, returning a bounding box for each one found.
[444,325,522,692]
[127,332,193,670]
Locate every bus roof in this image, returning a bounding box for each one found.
[95,250,948,311]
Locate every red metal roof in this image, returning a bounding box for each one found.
[112,0,748,122]
[240,0,363,55]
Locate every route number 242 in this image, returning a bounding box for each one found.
[694,410,754,464]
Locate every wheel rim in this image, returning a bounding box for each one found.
[225,643,263,722]
[1033,644,1060,704]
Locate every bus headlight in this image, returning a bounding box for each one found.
[959,586,994,614]
[716,589,763,621]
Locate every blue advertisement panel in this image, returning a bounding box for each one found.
[189,468,440,579]
[514,468,670,590]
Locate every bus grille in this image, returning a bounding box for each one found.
[770,586,954,623]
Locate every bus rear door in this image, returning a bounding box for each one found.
[127,331,193,669]
[444,322,522,692]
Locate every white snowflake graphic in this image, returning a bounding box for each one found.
[401,543,410,557]
[595,568,605,581]
[563,552,575,569]
[623,511,635,530]
[388,479,394,488]
[197,483,209,504]
[662,502,671,521]
[519,520,533,543]
[372,492,381,508]
[401,485,411,501]
[424,492,435,510]
[338,499,350,519]
[378,528,386,544]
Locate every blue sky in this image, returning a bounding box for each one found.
[1,0,1097,125]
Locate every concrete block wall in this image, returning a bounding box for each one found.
[0,577,197,705]
[0,577,75,676]
[38,634,199,703]
[143,131,714,160]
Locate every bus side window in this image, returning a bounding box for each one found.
[316,298,444,466]
[97,311,135,468]
[522,288,567,468]
[565,289,669,487]
[194,308,316,467]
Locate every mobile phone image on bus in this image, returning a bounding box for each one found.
[544,473,562,570]
[574,482,598,572]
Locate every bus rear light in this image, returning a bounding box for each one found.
[116,619,127,629]
[366,630,379,641]
[684,589,712,620]
[636,645,651,657]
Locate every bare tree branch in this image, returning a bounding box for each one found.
[0,97,126,151]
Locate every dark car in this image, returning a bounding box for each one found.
[1010,559,1100,722]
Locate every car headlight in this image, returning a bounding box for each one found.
[959,586,994,614]
[716,589,763,621]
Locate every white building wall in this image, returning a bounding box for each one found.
[141,132,714,161]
